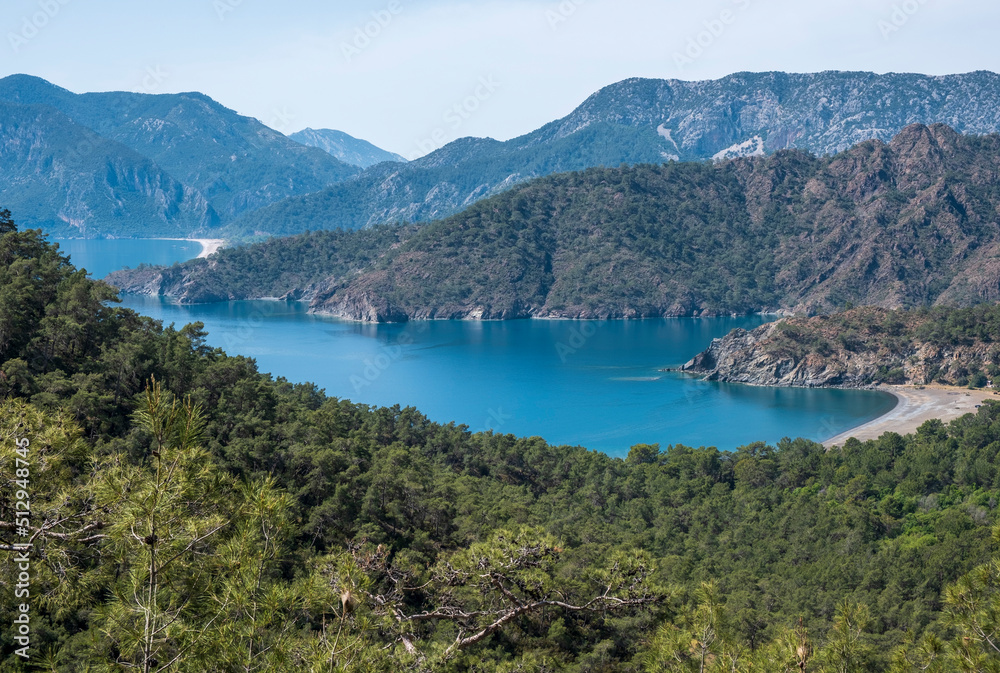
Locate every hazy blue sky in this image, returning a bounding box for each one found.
[2,0,998,158]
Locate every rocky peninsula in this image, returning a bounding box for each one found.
[679,306,1000,389]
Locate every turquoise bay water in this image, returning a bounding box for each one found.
[119,297,896,455]
[61,238,897,456]
[53,238,203,280]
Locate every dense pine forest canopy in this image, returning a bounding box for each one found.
[112,124,1000,323]
[6,214,1000,671]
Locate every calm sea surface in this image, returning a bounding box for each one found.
[54,238,204,279]
[60,238,897,456]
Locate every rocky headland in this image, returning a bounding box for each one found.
[679,306,1000,389]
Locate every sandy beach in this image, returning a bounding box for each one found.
[823,384,999,447]
[157,238,225,258]
[190,239,225,258]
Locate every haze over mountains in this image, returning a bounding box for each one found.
[0,74,359,236]
[0,100,213,236]
[4,71,1000,238]
[289,128,407,168]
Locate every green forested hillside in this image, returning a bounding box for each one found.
[109,224,416,303]
[6,214,1000,671]
[113,124,1000,322]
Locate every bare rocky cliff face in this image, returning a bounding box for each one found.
[556,71,1000,159]
[107,263,232,303]
[681,308,1000,389]
[0,101,215,236]
[680,322,889,388]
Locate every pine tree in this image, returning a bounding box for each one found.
[90,379,233,672]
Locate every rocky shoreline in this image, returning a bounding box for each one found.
[674,321,887,388]
[106,267,786,322]
[676,308,1000,390]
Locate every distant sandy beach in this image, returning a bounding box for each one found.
[159,238,225,258]
[823,384,999,447]
[190,239,224,258]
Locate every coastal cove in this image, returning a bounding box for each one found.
[66,239,896,455]
[118,296,896,455]
[52,238,223,280]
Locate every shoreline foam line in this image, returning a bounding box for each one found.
[823,384,998,447]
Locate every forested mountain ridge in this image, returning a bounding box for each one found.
[289,127,407,167]
[682,305,1000,389]
[229,70,1000,237]
[112,124,1000,322]
[0,74,359,236]
[8,212,1000,671]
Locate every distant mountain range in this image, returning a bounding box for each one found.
[289,128,406,168]
[0,100,212,237]
[0,74,359,237]
[229,70,1000,237]
[109,124,1000,322]
[6,71,1000,239]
